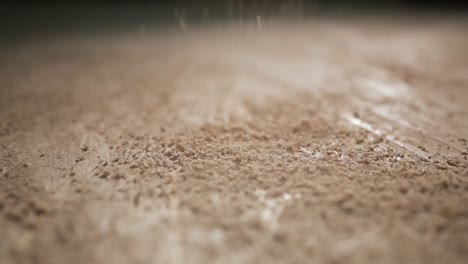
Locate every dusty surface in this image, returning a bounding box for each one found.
[1,18,468,264]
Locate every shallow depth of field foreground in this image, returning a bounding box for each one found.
[1,11,468,264]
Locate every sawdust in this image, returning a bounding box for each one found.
[1,19,468,264]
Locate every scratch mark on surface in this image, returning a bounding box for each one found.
[343,113,428,159]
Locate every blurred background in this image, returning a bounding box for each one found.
[1,0,467,43]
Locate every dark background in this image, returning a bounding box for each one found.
[1,0,467,43]
[3,0,467,9]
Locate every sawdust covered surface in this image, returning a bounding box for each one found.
[1,19,468,264]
